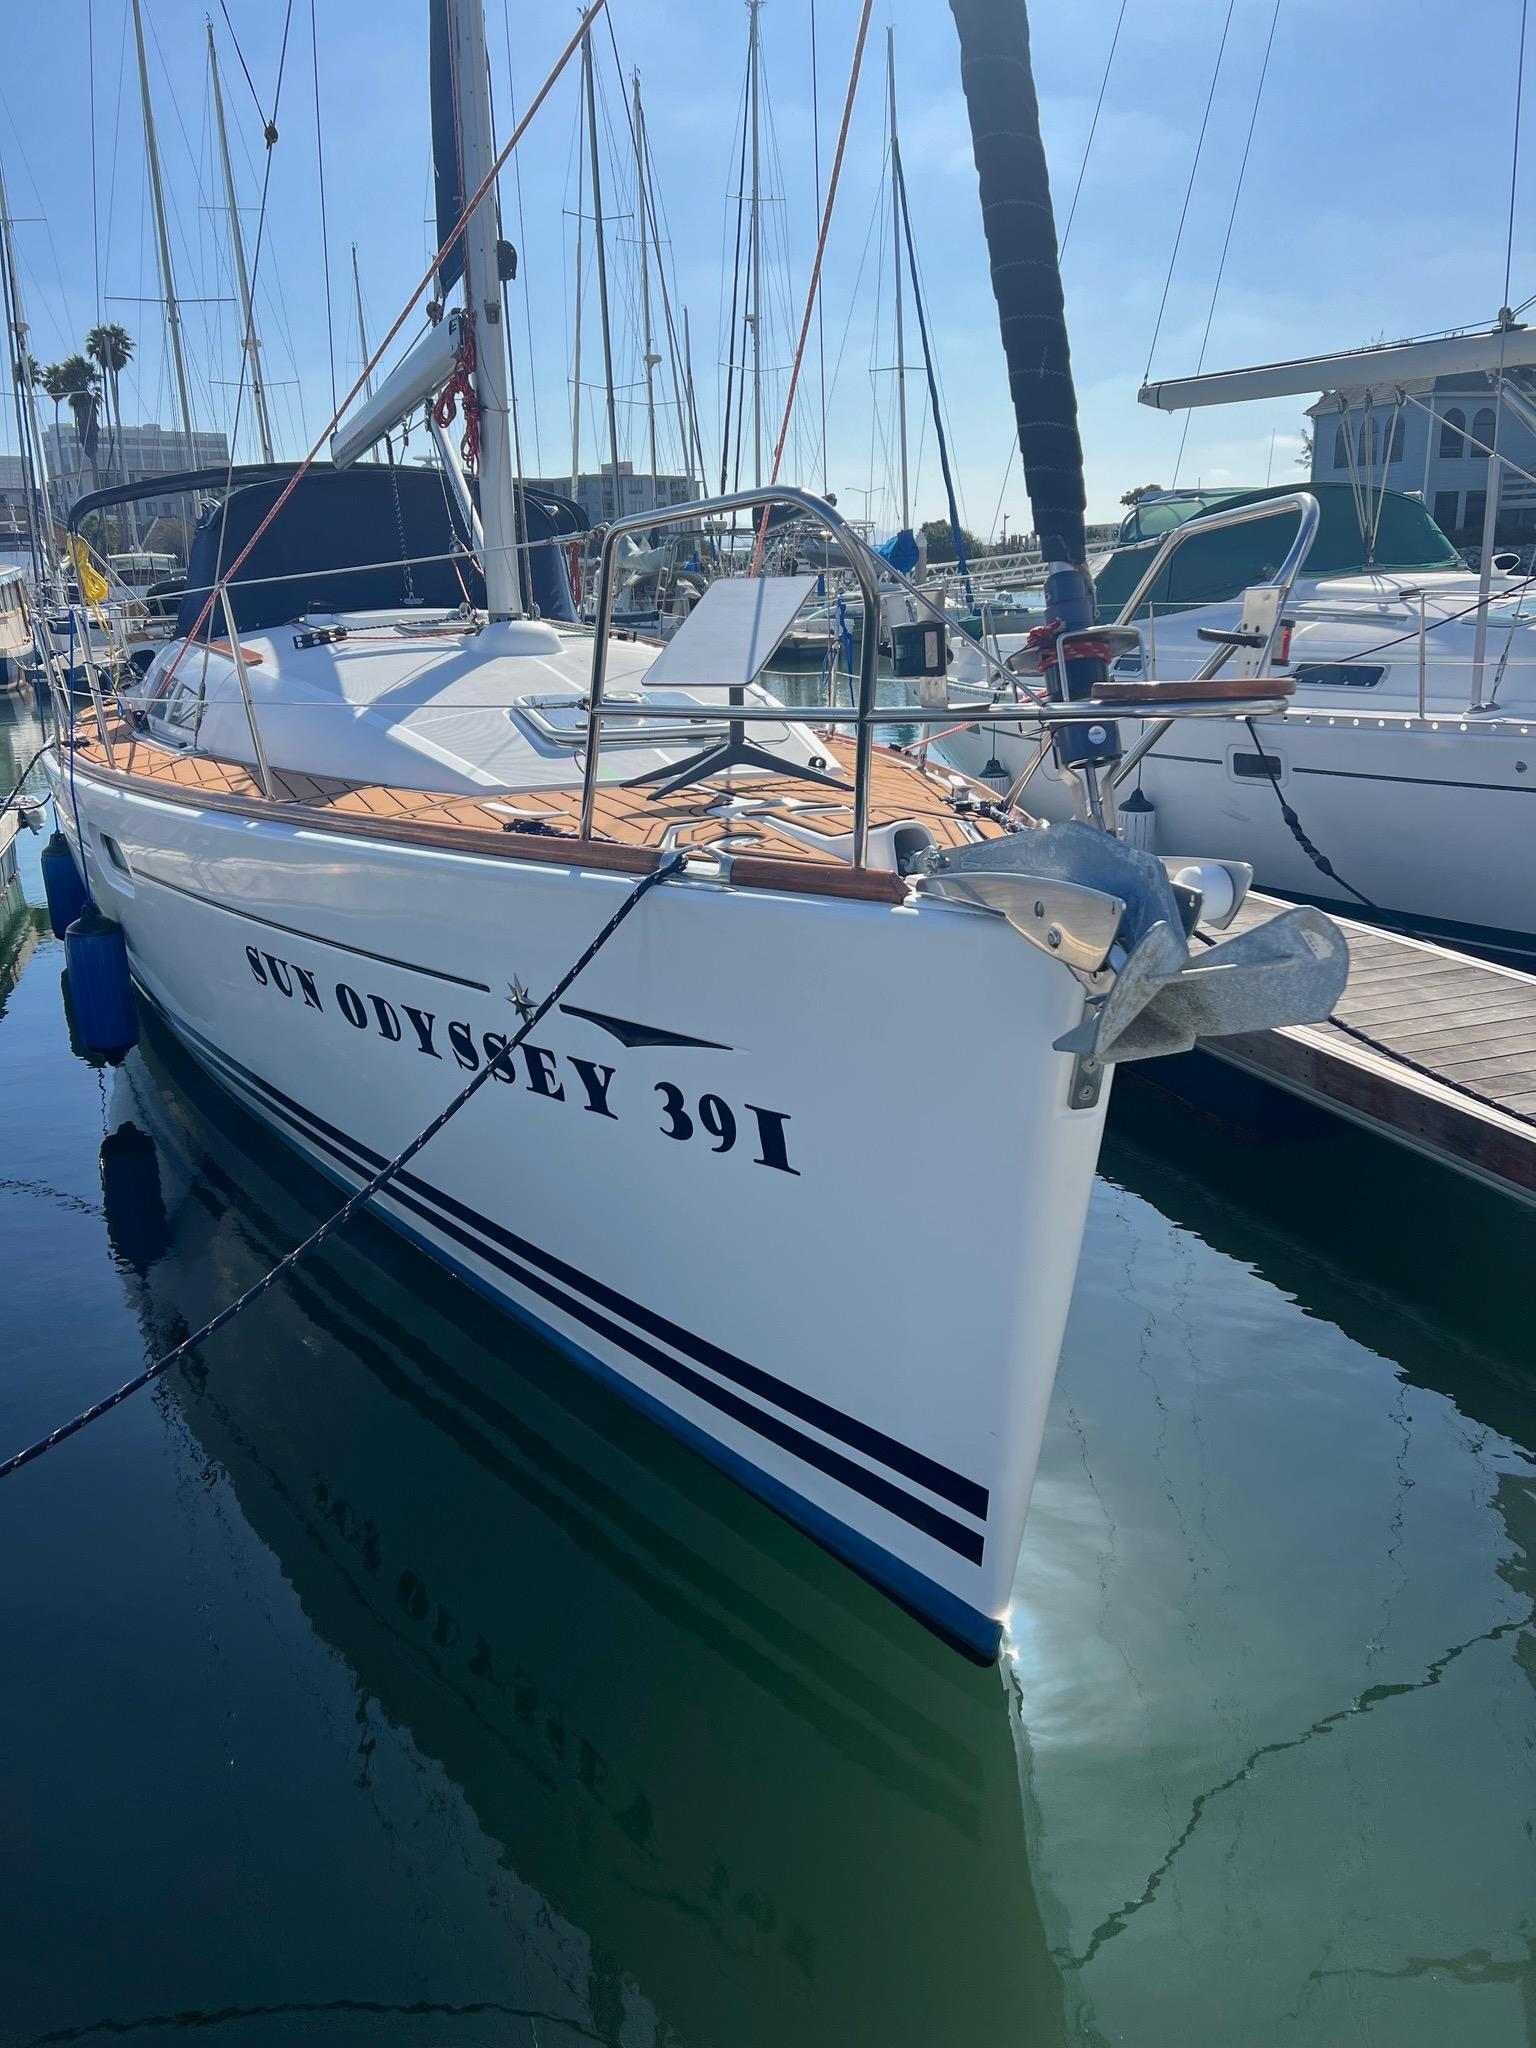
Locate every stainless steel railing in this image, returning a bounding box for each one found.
[579,486,1300,868]
[1107,492,1321,792]
[581,487,887,862]
[1110,489,1320,633]
[55,486,1319,867]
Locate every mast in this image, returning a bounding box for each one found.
[207,20,274,465]
[886,28,910,535]
[748,0,764,487]
[569,78,585,501]
[581,31,623,526]
[131,0,196,468]
[446,0,522,618]
[632,71,659,499]
[683,304,705,493]
[0,156,56,580]
[350,244,375,398]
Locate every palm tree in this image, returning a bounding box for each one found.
[55,354,101,493]
[85,323,134,495]
[40,361,67,440]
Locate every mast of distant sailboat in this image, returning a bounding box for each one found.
[130,0,196,469]
[208,20,275,466]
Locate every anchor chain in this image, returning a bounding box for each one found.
[0,853,687,1483]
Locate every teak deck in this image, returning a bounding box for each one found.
[1204,896,1536,1205]
[72,719,1003,905]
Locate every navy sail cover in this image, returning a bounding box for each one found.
[175,466,581,636]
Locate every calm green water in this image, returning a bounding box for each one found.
[1,694,1533,2046]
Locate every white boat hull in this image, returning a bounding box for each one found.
[53,760,1111,1655]
[942,709,1536,956]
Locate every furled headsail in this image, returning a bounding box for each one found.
[429,0,467,299]
[948,0,1085,570]
[948,0,1109,756]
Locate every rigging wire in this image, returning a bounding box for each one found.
[1172,0,1282,487]
[1142,0,1236,385]
[500,0,542,473]
[90,1,102,328]
[161,0,611,685]
[218,0,273,133]
[719,58,752,493]
[309,0,337,418]
[987,0,1126,548]
[209,1,293,589]
[597,14,697,483]
[1060,0,1126,255]
[753,0,875,565]
[1504,0,1528,313]
[810,0,827,495]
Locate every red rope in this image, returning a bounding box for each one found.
[432,325,481,473]
[750,0,875,574]
[158,0,609,691]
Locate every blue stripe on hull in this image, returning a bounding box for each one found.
[147,994,1005,1662]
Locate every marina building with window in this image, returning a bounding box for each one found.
[525,461,697,530]
[42,421,230,521]
[1308,370,1536,548]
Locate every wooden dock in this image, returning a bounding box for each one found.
[1195,894,1536,1205]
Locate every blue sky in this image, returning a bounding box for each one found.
[1,0,1531,535]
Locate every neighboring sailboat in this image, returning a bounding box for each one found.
[941,325,1536,960]
[41,0,1344,1658]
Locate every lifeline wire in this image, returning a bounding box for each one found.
[0,852,686,1483]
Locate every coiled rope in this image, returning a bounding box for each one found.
[0,852,685,1483]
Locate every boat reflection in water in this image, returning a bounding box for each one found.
[103,1012,1084,2048]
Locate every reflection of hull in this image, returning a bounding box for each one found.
[0,872,42,1012]
[113,1020,1080,2048]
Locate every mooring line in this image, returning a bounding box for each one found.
[0,854,686,1483]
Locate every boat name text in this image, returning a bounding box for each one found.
[243,945,799,1174]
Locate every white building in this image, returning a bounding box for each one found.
[1307,369,1536,548]
[43,421,230,520]
[526,461,696,530]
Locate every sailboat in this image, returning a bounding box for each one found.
[40,0,1344,1659]
[941,327,1536,962]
